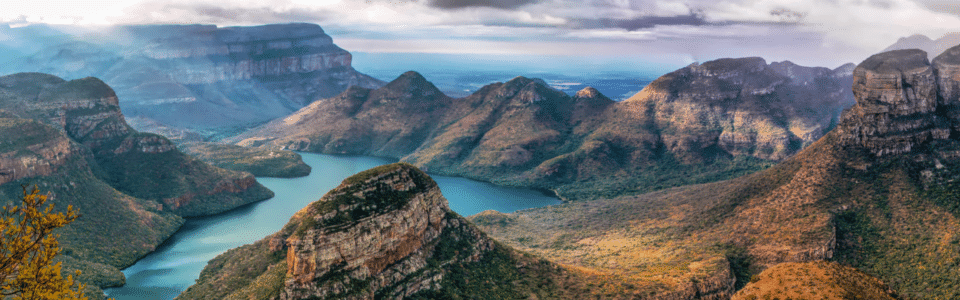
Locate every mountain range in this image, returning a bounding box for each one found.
[0,72,274,297]
[234,58,855,200]
[0,23,384,140]
[470,46,960,299]
[883,32,960,58]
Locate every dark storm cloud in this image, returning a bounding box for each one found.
[571,13,707,31]
[427,0,542,10]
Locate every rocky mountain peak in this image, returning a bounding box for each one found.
[303,162,443,228]
[574,86,601,98]
[382,70,443,97]
[838,49,950,156]
[833,63,857,77]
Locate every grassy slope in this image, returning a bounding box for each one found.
[731,261,898,300]
[179,142,311,178]
[473,131,960,298]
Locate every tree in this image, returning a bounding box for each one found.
[0,186,86,300]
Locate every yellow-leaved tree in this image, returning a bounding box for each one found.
[0,186,86,300]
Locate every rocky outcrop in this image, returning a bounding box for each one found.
[837,48,960,156]
[278,164,482,299]
[178,163,575,300]
[0,119,82,185]
[238,58,854,200]
[837,49,945,156]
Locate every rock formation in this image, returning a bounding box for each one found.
[837,49,947,156]
[0,72,274,296]
[236,58,854,200]
[177,163,580,300]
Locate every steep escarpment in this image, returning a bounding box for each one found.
[0,72,274,294]
[238,58,853,200]
[3,23,384,139]
[474,47,960,299]
[178,163,583,300]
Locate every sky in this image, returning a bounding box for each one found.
[1,0,959,68]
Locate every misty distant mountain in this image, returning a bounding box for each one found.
[883,33,960,57]
[0,23,384,140]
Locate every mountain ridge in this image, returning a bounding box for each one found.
[236,57,855,200]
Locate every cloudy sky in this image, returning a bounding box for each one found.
[2,0,959,68]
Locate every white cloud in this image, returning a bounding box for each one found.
[2,0,959,67]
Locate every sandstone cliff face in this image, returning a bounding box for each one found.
[109,23,383,135]
[238,59,853,200]
[0,119,80,185]
[837,49,947,156]
[178,163,576,300]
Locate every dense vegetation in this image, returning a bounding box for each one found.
[0,187,87,299]
[179,142,310,178]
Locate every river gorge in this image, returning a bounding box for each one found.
[104,153,561,299]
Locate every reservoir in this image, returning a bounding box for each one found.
[105,153,560,299]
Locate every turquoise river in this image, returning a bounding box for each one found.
[105,153,561,299]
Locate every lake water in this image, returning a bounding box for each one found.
[104,153,560,299]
